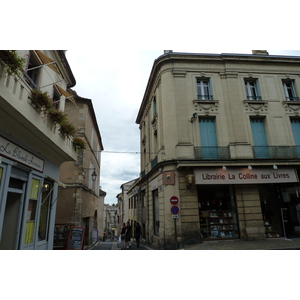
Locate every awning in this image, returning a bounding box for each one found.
[35,50,61,75]
[54,84,77,106]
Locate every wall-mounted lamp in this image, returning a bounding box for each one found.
[91,169,97,181]
[186,174,195,188]
[190,113,198,123]
[248,165,252,170]
[222,166,227,170]
[42,183,50,192]
[273,165,278,170]
[82,167,98,181]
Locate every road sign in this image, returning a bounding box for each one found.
[171,206,180,215]
[172,215,179,219]
[170,196,179,205]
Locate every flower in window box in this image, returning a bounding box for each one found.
[29,90,53,112]
[59,120,76,138]
[48,108,67,125]
[0,50,26,76]
[73,137,86,150]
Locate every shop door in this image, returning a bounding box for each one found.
[280,184,300,238]
[0,192,24,249]
[0,171,27,250]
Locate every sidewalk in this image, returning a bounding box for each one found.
[180,237,300,250]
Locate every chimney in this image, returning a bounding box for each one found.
[164,50,173,54]
[252,50,269,55]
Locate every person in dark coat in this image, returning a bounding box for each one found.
[135,222,142,247]
[124,221,132,249]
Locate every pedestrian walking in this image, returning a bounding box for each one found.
[124,221,132,249]
[135,222,142,247]
[120,222,126,250]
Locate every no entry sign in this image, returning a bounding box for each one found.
[170,196,179,205]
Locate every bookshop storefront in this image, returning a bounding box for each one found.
[194,167,300,240]
[0,135,59,250]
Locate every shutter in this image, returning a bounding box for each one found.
[199,118,218,159]
[250,118,269,158]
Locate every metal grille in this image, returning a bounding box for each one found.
[194,146,230,160]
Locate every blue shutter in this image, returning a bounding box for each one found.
[291,119,300,157]
[199,118,218,158]
[250,118,269,158]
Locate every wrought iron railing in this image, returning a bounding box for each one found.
[151,156,158,169]
[197,95,214,100]
[253,146,300,159]
[194,146,231,160]
[285,96,300,101]
[246,96,262,100]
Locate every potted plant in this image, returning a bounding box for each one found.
[0,50,26,76]
[48,108,67,125]
[59,120,76,138]
[29,90,53,113]
[73,137,86,150]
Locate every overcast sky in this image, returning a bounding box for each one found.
[65,50,300,205]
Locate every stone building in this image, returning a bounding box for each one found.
[55,90,104,248]
[134,50,300,249]
[0,50,77,249]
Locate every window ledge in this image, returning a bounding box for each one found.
[243,99,268,104]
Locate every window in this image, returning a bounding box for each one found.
[250,118,269,158]
[0,167,3,188]
[153,189,159,236]
[196,78,213,100]
[38,180,53,241]
[291,119,300,157]
[153,97,157,115]
[245,79,261,100]
[24,178,40,245]
[283,80,299,101]
[199,118,218,159]
[25,51,41,89]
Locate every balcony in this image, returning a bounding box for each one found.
[0,61,77,164]
[253,146,300,159]
[194,146,231,160]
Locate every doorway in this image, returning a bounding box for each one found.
[0,192,23,249]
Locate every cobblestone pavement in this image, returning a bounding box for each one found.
[180,238,300,250]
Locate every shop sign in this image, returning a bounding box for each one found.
[194,167,298,185]
[0,135,44,172]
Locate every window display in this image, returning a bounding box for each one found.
[198,185,239,239]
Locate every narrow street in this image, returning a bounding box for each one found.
[90,240,150,250]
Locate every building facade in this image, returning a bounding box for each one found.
[0,50,77,250]
[135,50,300,249]
[55,90,104,248]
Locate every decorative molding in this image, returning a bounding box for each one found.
[193,100,219,115]
[283,101,300,115]
[151,114,158,132]
[243,100,268,115]
[172,70,187,78]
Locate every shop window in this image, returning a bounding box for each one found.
[38,180,53,241]
[198,185,239,239]
[24,178,40,245]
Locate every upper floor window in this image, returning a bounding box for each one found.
[25,51,41,89]
[245,79,261,100]
[283,80,299,101]
[196,78,213,100]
